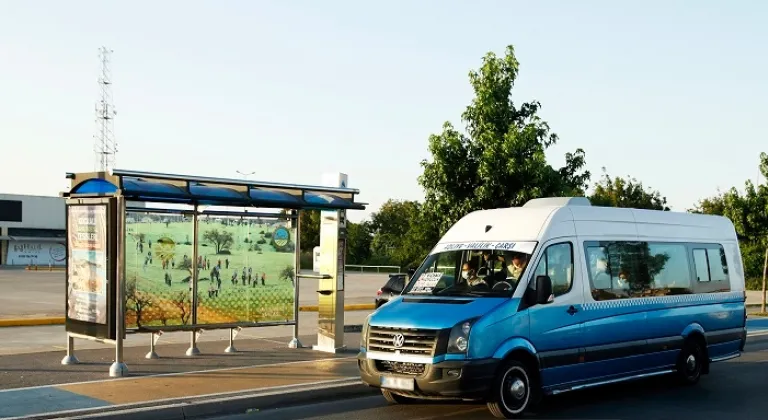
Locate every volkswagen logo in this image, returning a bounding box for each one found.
[393,333,405,348]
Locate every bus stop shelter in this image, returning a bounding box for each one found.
[60,168,365,376]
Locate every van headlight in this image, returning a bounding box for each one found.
[360,317,371,349]
[447,318,479,354]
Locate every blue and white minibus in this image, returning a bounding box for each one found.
[357,197,747,418]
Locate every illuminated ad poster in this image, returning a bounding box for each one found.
[123,212,297,329]
[67,205,108,324]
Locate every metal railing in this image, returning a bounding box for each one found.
[344,265,401,274]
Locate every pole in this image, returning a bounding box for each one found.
[288,210,303,349]
[146,332,159,359]
[110,196,128,377]
[761,246,767,314]
[61,334,79,365]
[225,328,237,353]
[186,207,201,356]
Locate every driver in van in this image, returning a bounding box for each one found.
[461,261,487,288]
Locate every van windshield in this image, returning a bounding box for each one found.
[403,242,537,297]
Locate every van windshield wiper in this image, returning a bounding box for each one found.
[433,285,487,297]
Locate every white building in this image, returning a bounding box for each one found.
[0,194,66,266]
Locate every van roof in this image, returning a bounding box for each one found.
[436,197,737,246]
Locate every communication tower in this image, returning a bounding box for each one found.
[94,46,117,171]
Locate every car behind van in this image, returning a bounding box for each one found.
[357,197,747,418]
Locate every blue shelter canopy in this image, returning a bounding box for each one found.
[63,169,366,211]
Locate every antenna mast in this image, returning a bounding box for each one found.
[94,46,117,172]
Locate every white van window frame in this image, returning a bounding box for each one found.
[525,240,575,298]
[582,240,732,302]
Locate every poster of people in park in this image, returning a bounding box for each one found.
[124,211,296,329]
[66,205,108,324]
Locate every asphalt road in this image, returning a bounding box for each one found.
[205,334,768,420]
[0,269,391,318]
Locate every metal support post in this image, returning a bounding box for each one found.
[61,335,79,365]
[146,332,159,359]
[110,196,128,377]
[225,328,238,353]
[289,210,303,349]
[186,207,201,357]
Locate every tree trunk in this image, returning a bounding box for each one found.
[762,246,767,314]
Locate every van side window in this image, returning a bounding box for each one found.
[585,241,692,300]
[693,245,729,283]
[531,242,573,297]
[648,243,691,290]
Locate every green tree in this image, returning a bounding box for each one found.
[691,152,768,285]
[369,200,440,269]
[589,168,670,210]
[418,45,590,234]
[299,210,321,252]
[202,229,234,254]
[345,221,373,265]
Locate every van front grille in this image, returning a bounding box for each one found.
[375,360,427,375]
[367,326,438,356]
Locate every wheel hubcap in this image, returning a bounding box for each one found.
[686,354,697,372]
[509,378,526,400]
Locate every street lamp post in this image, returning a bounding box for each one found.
[236,170,255,180]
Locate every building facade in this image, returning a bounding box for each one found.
[0,194,66,266]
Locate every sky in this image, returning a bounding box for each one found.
[1,1,766,222]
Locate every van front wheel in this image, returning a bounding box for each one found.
[487,360,534,419]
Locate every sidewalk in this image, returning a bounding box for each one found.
[0,330,367,419]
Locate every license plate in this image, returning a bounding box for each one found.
[381,375,414,391]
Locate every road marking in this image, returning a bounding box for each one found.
[747,330,768,338]
[0,356,356,394]
[1,377,364,420]
[412,407,488,419]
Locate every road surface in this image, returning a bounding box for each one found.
[204,334,768,420]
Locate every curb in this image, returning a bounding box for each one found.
[299,303,375,312]
[0,304,376,328]
[0,317,65,327]
[8,378,378,420]
[24,266,66,272]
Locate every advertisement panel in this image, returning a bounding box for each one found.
[6,241,66,266]
[195,215,296,325]
[124,211,194,329]
[66,205,109,324]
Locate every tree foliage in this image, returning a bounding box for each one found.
[589,168,670,210]
[418,45,591,234]
[691,152,768,282]
[369,200,440,269]
[202,229,234,254]
[299,210,321,253]
[346,221,373,265]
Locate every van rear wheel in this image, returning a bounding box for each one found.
[487,360,534,419]
[676,339,704,385]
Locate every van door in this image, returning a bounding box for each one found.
[578,240,650,381]
[523,239,586,389]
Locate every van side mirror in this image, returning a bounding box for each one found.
[407,268,416,278]
[535,275,554,305]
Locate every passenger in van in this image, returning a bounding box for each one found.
[592,257,612,289]
[461,261,487,288]
[508,253,527,280]
[480,251,510,286]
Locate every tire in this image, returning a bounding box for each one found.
[486,360,536,419]
[381,389,413,404]
[676,339,704,385]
